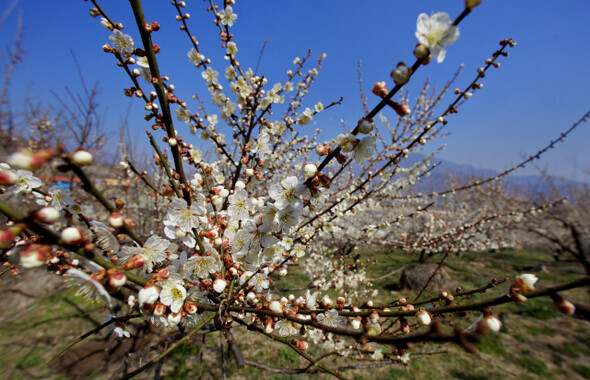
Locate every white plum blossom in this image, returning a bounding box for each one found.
[415,12,459,63]
[269,176,308,210]
[202,67,219,85]
[175,106,192,123]
[227,188,254,221]
[316,309,346,328]
[218,6,237,26]
[64,269,113,308]
[353,136,377,164]
[275,319,299,337]
[47,186,74,210]
[9,168,42,195]
[166,197,206,232]
[108,29,134,55]
[184,254,219,279]
[188,48,205,66]
[159,277,187,314]
[296,108,314,125]
[90,221,120,254]
[135,56,152,82]
[336,133,357,153]
[121,235,172,272]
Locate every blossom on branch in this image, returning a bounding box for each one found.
[415,12,459,63]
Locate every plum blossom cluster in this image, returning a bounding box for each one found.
[1,0,587,378]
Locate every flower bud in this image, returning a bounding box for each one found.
[393,102,411,117]
[184,300,198,314]
[390,62,412,85]
[269,300,283,314]
[153,302,167,316]
[20,244,50,268]
[369,310,380,324]
[414,43,430,60]
[484,315,502,332]
[516,274,538,291]
[303,163,317,178]
[108,212,125,228]
[138,285,160,307]
[372,81,388,98]
[553,297,576,316]
[32,207,61,224]
[295,340,308,350]
[0,168,18,186]
[167,312,183,327]
[61,227,85,245]
[358,119,374,134]
[351,318,361,329]
[71,149,94,166]
[213,278,227,293]
[415,309,432,326]
[108,270,127,288]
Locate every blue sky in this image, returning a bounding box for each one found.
[1,0,589,182]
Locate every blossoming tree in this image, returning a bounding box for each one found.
[0,0,588,378]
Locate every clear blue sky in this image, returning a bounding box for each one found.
[1,1,589,182]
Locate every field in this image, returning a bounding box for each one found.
[1,248,589,380]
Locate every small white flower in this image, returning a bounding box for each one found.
[353,136,376,164]
[218,6,238,26]
[415,12,459,63]
[269,176,308,210]
[108,29,134,55]
[316,309,345,328]
[159,279,187,314]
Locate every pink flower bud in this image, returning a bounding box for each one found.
[108,212,124,228]
[372,81,388,98]
[264,318,274,333]
[369,310,380,324]
[0,225,23,249]
[184,301,198,314]
[296,340,309,350]
[108,271,127,288]
[61,227,85,245]
[393,102,411,117]
[123,255,145,270]
[554,298,576,316]
[20,244,50,268]
[0,169,18,186]
[153,302,167,316]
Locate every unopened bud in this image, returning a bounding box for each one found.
[61,227,85,245]
[71,149,93,166]
[391,62,412,85]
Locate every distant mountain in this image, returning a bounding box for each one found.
[397,153,588,197]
